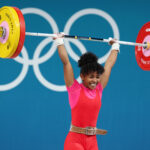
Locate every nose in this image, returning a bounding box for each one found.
[92,78,97,83]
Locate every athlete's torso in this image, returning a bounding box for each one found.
[67,80,103,127]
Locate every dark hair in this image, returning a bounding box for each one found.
[78,52,104,75]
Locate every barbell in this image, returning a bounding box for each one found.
[0,6,150,70]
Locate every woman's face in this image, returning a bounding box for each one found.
[80,72,101,90]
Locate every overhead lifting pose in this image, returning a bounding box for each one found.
[53,33,120,150]
[0,5,150,150]
[0,6,150,70]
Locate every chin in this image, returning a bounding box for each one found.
[89,86,96,90]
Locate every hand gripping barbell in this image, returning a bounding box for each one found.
[0,6,150,70]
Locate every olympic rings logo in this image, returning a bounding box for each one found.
[0,8,119,92]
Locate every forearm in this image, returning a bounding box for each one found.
[57,45,70,65]
[100,39,119,88]
[104,50,118,69]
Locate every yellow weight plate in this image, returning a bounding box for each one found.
[0,6,20,58]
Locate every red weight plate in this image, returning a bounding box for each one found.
[11,7,25,58]
[135,22,150,70]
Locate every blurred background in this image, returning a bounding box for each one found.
[0,0,150,149]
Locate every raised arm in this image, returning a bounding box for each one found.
[100,39,120,89]
[54,33,74,87]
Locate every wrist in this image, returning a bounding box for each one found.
[55,38,64,46]
[111,43,120,53]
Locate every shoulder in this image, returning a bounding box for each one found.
[96,82,103,92]
[66,79,81,93]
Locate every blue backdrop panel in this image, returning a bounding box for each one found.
[0,0,150,150]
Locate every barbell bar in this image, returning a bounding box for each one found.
[25,32,148,48]
[1,29,148,48]
[0,6,150,70]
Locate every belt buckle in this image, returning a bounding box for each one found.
[85,127,96,135]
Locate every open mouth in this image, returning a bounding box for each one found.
[90,83,97,88]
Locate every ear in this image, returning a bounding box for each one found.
[80,73,85,81]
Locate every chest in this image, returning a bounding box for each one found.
[74,89,101,112]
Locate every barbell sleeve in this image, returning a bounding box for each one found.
[25,32,57,38]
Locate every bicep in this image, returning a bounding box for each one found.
[64,62,74,87]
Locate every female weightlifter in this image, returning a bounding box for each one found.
[53,33,120,150]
